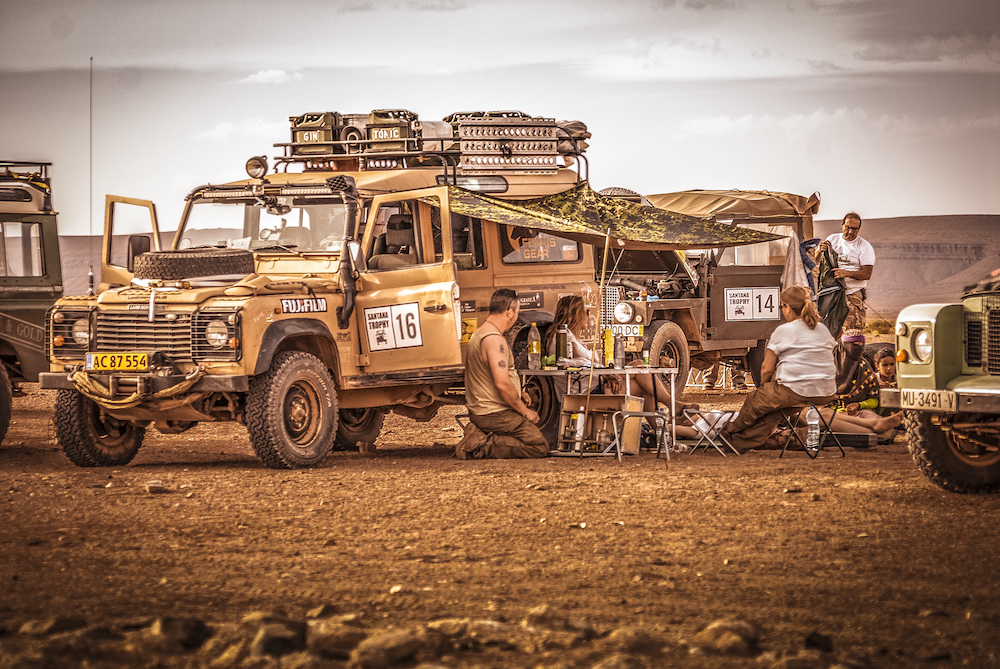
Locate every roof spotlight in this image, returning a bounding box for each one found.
[245,155,269,179]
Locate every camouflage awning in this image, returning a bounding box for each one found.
[431,182,784,250]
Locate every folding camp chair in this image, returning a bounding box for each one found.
[682,408,740,456]
[775,404,845,459]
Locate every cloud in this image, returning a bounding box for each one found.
[806,59,847,72]
[854,33,1000,65]
[403,0,468,9]
[195,117,288,142]
[872,112,1000,140]
[234,69,304,85]
[675,108,865,140]
[684,0,738,9]
[674,107,1000,142]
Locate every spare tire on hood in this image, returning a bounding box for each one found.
[132,249,255,281]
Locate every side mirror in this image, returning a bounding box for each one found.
[347,240,364,270]
[126,235,152,272]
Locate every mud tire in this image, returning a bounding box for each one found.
[54,390,145,467]
[132,249,254,280]
[522,374,560,447]
[905,410,1000,494]
[246,351,337,469]
[0,365,11,444]
[644,321,690,405]
[334,408,385,451]
[746,339,768,388]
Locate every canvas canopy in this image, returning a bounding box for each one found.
[644,189,820,220]
[429,183,784,250]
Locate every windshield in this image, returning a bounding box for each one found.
[178,195,349,253]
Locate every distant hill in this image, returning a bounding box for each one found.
[814,214,1000,319]
[57,216,1000,318]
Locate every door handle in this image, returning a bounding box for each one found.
[423,304,448,312]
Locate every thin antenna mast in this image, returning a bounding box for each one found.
[88,56,94,296]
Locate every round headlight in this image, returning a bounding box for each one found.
[913,328,933,362]
[895,321,908,336]
[205,320,229,348]
[71,319,90,346]
[245,155,268,179]
[613,302,634,324]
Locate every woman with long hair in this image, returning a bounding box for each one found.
[722,286,837,452]
[543,295,592,364]
[544,295,673,415]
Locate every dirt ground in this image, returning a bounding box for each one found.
[2,384,999,668]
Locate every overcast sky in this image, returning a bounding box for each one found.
[2,0,997,236]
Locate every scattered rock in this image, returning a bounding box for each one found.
[18,617,87,636]
[307,620,368,658]
[766,648,832,668]
[522,605,595,638]
[349,627,449,669]
[690,617,760,656]
[149,616,213,650]
[144,480,168,494]
[249,620,307,658]
[306,604,338,619]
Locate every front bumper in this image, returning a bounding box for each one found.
[39,371,248,394]
[881,388,1000,413]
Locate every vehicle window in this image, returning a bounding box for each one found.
[0,221,43,277]
[181,195,349,253]
[452,214,486,270]
[365,199,431,270]
[498,224,579,264]
[718,223,792,267]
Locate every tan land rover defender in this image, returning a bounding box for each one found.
[40,110,785,467]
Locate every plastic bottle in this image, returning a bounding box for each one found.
[603,329,614,366]
[556,324,569,360]
[806,406,820,451]
[527,323,541,370]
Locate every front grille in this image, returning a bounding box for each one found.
[966,312,983,366]
[988,308,1000,374]
[95,311,192,359]
[601,286,624,331]
[968,296,1000,374]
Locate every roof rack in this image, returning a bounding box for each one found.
[0,161,53,213]
[273,110,585,179]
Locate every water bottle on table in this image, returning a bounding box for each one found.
[527,322,541,370]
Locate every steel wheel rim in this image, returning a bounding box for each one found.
[284,380,321,446]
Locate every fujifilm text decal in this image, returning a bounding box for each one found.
[281,298,328,314]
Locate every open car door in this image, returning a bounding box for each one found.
[353,187,463,378]
[101,195,160,291]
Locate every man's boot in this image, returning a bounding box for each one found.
[455,423,488,460]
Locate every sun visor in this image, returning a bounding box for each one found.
[425,183,785,250]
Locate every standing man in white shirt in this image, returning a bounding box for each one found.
[819,212,875,336]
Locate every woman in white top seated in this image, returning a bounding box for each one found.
[722,286,837,452]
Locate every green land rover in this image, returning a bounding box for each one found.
[882,267,1000,493]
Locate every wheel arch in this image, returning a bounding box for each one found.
[252,319,340,377]
[648,309,698,348]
